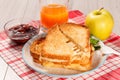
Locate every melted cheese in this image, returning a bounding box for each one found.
[39,57,68,62]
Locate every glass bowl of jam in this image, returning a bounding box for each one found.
[4,18,40,44]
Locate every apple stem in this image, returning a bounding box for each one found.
[96,7,104,15]
[99,7,104,12]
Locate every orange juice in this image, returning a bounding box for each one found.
[40,4,68,28]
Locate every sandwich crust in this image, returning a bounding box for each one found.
[30,38,45,63]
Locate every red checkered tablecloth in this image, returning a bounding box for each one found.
[0,10,120,80]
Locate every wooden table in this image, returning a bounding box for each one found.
[0,0,120,80]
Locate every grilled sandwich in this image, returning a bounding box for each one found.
[30,23,94,71]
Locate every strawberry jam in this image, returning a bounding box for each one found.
[8,24,39,44]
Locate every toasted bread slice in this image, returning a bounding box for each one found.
[42,23,90,60]
[59,23,90,48]
[42,25,72,60]
[40,44,94,71]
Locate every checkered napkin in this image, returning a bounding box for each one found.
[0,10,120,80]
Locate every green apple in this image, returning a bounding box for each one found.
[85,8,114,40]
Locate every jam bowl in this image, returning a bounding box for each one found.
[4,18,40,44]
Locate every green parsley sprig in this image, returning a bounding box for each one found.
[90,34,101,50]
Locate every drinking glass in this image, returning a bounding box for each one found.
[39,0,69,29]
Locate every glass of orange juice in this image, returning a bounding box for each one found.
[40,0,69,29]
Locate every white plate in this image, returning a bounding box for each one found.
[22,33,108,78]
